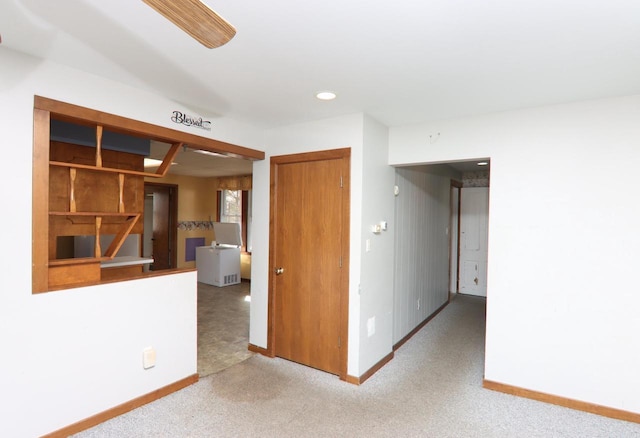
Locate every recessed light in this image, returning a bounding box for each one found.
[193,149,228,158]
[144,158,177,167]
[477,161,489,166]
[316,91,336,101]
[144,158,163,167]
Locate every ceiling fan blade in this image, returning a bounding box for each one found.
[142,0,236,48]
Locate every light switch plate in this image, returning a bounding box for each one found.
[367,316,375,337]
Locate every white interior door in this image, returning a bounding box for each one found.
[459,187,489,297]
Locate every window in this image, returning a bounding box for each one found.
[219,189,251,252]
[220,190,242,224]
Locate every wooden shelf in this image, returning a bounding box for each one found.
[48,140,181,178]
[49,211,138,217]
[40,121,181,291]
[49,257,110,267]
[50,161,165,178]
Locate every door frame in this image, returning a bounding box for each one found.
[266,148,351,380]
[458,186,490,297]
[144,182,178,270]
[449,179,463,295]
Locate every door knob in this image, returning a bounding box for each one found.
[275,267,284,275]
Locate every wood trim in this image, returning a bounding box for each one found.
[266,160,277,357]
[34,96,264,161]
[270,147,351,165]
[155,142,182,176]
[42,374,199,437]
[101,264,143,282]
[248,343,272,356]
[48,257,110,266]
[449,179,462,295]
[393,300,449,351]
[241,190,249,252]
[103,215,141,258]
[33,108,50,293]
[50,160,170,179]
[454,180,462,293]
[483,379,640,424]
[48,262,100,289]
[215,190,221,222]
[344,351,395,385]
[48,211,139,217]
[95,125,103,167]
[168,185,178,269]
[338,153,351,380]
[46,267,195,292]
[345,374,361,385]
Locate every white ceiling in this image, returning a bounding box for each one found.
[2,0,640,176]
[148,142,253,177]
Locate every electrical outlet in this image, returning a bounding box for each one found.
[143,347,156,369]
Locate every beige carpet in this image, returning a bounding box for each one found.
[197,281,254,377]
[74,294,640,437]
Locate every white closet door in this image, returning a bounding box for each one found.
[459,187,489,297]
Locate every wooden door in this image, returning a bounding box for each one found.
[459,187,489,297]
[144,183,177,270]
[269,149,350,377]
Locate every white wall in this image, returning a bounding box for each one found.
[393,165,456,344]
[252,114,397,378]
[358,116,396,374]
[0,47,263,437]
[252,113,365,376]
[389,95,640,414]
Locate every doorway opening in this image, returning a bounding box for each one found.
[144,141,258,377]
[392,159,490,381]
[455,162,490,298]
[143,182,178,271]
